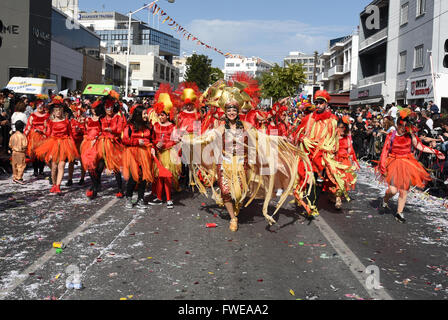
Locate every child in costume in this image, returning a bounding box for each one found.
[9,120,28,184]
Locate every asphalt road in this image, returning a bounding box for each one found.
[0,162,447,300]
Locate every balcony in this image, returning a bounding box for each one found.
[317,72,329,82]
[343,63,351,74]
[328,65,344,78]
[359,28,388,51]
[357,73,385,87]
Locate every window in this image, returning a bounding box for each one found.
[398,51,407,73]
[130,63,140,71]
[226,63,234,67]
[416,0,426,17]
[155,64,158,73]
[414,45,424,69]
[401,3,409,25]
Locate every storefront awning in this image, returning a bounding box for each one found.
[348,97,383,106]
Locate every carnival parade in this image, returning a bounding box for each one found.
[1,0,448,304]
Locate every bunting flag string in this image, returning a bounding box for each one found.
[150,4,238,58]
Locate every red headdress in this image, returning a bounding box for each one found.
[342,115,350,125]
[176,82,202,109]
[228,72,261,109]
[314,90,331,103]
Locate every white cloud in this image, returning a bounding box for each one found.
[179,19,355,66]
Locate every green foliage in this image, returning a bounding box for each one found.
[210,67,224,84]
[185,54,213,91]
[260,62,306,101]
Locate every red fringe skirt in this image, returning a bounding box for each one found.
[80,138,101,171]
[96,137,123,172]
[27,130,46,159]
[35,136,79,163]
[380,153,430,191]
[122,146,154,182]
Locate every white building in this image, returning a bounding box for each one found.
[109,53,179,96]
[319,34,359,94]
[173,55,190,83]
[284,52,324,84]
[224,56,273,81]
[350,0,448,112]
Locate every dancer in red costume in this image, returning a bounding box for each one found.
[122,106,155,211]
[291,90,347,218]
[24,95,50,178]
[67,101,86,186]
[378,109,445,223]
[96,92,126,198]
[35,96,79,195]
[81,100,104,199]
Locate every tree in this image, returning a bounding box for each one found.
[184,54,213,91]
[260,63,306,101]
[210,67,224,84]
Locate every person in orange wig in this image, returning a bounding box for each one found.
[378,108,445,223]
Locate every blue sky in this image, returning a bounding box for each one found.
[79,0,372,67]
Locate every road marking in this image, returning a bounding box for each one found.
[59,207,143,300]
[0,198,119,299]
[313,215,394,300]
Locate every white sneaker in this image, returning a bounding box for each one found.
[167,201,174,209]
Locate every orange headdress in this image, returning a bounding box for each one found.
[50,95,64,106]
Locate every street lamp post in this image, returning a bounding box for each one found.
[125,0,175,99]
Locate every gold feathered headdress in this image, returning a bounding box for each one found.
[203,80,253,112]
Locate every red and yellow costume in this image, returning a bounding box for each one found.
[323,134,359,200]
[291,91,347,216]
[153,122,181,199]
[35,118,79,163]
[122,124,154,182]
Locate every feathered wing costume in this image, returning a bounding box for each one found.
[183,81,314,225]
